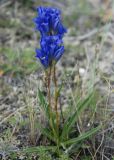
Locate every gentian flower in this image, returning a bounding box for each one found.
[36,35,64,68]
[34,6,67,69]
[34,6,67,36]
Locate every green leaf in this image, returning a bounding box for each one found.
[63,126,100,146]
[61,92,94,140]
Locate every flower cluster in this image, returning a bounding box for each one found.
[34,6,67,68]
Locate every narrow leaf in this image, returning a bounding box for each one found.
[61,92,94,140]
[63,126,100,145]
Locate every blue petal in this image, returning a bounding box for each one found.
[35,48,42,58]
[34,6,67,36]
[57,22,67,35]
[40,56,49,68]
[37,6,45,16]
[54,46,64,61]
[35,49,49,68]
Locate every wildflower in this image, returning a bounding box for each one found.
[34,6,66,68]
[34,6,67,36]
[36,35,64,68]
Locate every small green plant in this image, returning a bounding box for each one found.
[15,6,100,159]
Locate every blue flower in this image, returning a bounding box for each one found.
[34,6,67,36]
[36,35,64,68]
[34,6,67,69]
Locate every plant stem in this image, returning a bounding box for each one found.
[53,65,59,131]
[47,67,51,107]
[46,67,54,130]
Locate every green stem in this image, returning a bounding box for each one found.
[46,67,56,136]
[53,65,59,132]
[48,67,51,107]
